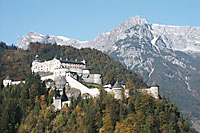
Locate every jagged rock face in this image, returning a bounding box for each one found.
[17,16,200,126]
[152,24,200,52]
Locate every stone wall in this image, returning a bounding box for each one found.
[82,74,102,84]
[139,86,159,99]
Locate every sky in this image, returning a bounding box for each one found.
[0,0,200,45]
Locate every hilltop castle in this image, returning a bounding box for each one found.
[3,55,160,110]
[31,55,104,110]
[31,55,102,84]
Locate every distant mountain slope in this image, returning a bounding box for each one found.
[17,32,88,50]
[17,16,200,130]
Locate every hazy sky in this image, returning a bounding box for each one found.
[0,0,200,45]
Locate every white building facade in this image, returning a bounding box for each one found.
[31,56,102,85]
[31,57,86,74]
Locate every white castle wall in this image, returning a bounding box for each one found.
[66,76,89,94]
[82,74,102,84]
[32,58,61,73]
[53,97,62,110]
[140,86,159,99]
[93,74,102,84]
[41,75,54,81]
[32,58,86,74]
[87,88,99,97]
[3,79,12,87]
[12,81,25,85]
[149,86,159,99]
[83,69,90,74]
[112,88,122,100]
[61,62,85,74]
[53,68,69,77]
[66,76,99,97]
[62,101,70,107]
[3,79,25,87]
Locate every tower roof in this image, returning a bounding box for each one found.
[54,54,60,60]
[112,81,122,88]
[34,54,40,62]
[60,60,85,65]
[152,82,159,87]
[61,87,68,102]
[55,89,61,98]
[5,76,11,80]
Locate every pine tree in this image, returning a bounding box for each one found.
[127,97,135,114]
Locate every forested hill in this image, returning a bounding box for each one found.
[0,42,197,132]
[0,42,146,88]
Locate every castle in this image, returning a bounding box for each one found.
[139,82,160,99]
[31,55,103,110]
[3,55,160,110]
[31,55,102,84]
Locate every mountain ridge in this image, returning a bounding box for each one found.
[18,16,200,53]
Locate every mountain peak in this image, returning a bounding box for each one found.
[26,31,43,36]
[127,16,149,25]
[113,16,150,36]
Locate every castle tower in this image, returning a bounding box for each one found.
[31,55,40,73]
[150,82,159,99]
[3,76,12,87]
[112,81,122,99]
[61,86,68,102]
[61,86,69,107]
[53,88,62,110]
[34,54,40,62]
[81,59,86,64]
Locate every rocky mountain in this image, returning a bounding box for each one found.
[18,32,88,50]
[17,16,200,129]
